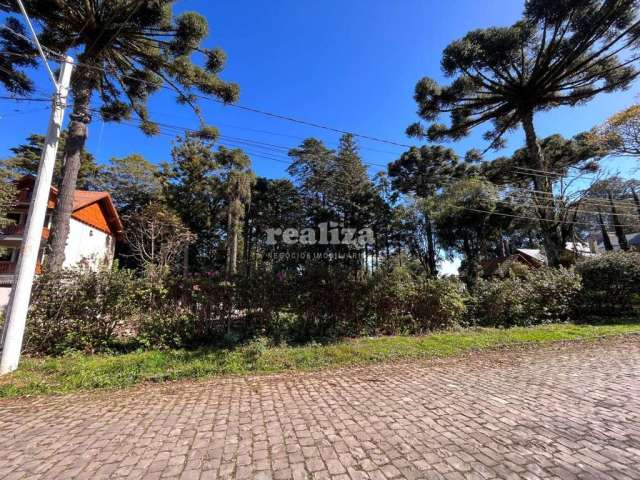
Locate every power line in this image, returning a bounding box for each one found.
[0,46,414,150]
[1,95,637,212]
[13,0,57,88]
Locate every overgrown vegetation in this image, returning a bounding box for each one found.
[8,251,635,357]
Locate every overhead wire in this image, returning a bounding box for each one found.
[0,31,638,228]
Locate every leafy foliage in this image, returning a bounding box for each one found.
[468,267,582,327]
[24,268,143,355]
[576,251,640,316]
[0,17,36,94]
[0,133,100,189]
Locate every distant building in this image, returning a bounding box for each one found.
[0,176,123,307]
[481,242,594,277]
[588,231,640,252]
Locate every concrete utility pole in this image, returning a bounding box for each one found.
[0,56,73,375]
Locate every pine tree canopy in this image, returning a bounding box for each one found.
[0,0,239,136]
[407,0,640,149]
[1,133,100,188]
[0,17,36,94]
[388,145,466,198]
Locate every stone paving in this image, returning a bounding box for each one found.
[1,336,640,480]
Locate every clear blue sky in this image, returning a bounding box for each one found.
[1,0,638,179]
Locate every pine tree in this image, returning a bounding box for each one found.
[331,134,370,220]
[0,17,35,94]
[0,1,240,271]
[287,138,335,209]
[216,147,254,278]
[0,133,100,189]
[161,135,225,271]
[407,0,640,266]
[96,154,161,213]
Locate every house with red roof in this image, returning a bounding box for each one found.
[0,176,123,303]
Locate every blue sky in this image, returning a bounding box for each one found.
[1,0,638,180]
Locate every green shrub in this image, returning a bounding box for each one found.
[368,264,417,334]
[136,307,198,349]
[24,267,142,355]
[412,277,467,331]
[368,265,465,334]
[291,266,368,340]
[136,274,235,348]
[469,267,581,327]
[576,251,640,316]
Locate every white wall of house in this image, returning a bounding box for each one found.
[62,218,115,271]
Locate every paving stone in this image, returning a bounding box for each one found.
[1,337,639,479]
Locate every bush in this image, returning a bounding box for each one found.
[136,306,198,349]
[24,268,142,355]
[291,266,368,340]
[412,277,467,331]
[136,273,235,348]
[469,267,581,327]
[367,264,417,334]
[576,251,640,316]
[367,265,465,334]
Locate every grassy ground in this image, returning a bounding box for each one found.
[1,322,639,398]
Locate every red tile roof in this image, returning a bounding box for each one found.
[15,176,123,237]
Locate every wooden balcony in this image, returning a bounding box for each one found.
[0,261,43,275]
[0,224,49,239]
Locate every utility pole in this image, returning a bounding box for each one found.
[0,56,73,375]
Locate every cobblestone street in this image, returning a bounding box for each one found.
[1,336,639,479]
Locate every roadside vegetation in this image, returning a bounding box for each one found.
[2,322,639,398]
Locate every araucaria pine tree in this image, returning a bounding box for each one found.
[407,0,640,266]
[0,0,239,271]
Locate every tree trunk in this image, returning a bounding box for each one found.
[243,209,251,277]
[632,187,640,221]
[226,204,239,278]
[608,191,629,251]
[182,244,189,275]
[425,214,437,277]
[46,79,92,272]
[598,209,614,251]
[521,110,563,266]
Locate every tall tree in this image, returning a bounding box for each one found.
[407,0,640,266]
[244,177,305,274]
[287,138,335,210]
[608,191,629,250]
[0,133,100,189]
[0,1,239,271]
[96,154,161,213]
[388,145,467,276]
[124,202,194,278]
[216,147,254,277]
[597,209,615,251]
[434,177,513,287]
[331,134,371,220]
[161,135,225,271]
[0,17,35,94]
